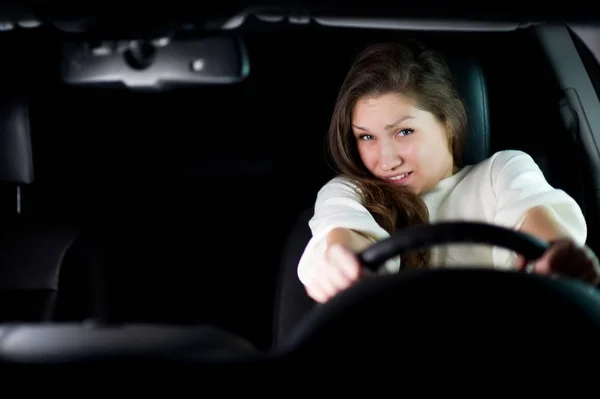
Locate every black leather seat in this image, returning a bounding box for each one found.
[272,52,492,345]
[0,97,79,322]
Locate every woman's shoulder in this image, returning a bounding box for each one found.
[467,150,538,177]
[323,174,358,186]
[477,149,536,168]
[316,175,362,200]
[448,150,540,193]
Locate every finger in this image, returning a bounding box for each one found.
[305,271,334,303]
[305,282,328,303]
[530,251,559,275]
[532,240,570,275]
[515,254,527,271]
[327,244,362,281]
[529,259,552,276]
[303,264,328,302]
[534,239,590,278]
[313,268,338,299]
[322,264,354,292]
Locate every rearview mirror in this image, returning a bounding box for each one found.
[61,35,250,90]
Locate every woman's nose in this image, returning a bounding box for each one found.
[379,144,402,171]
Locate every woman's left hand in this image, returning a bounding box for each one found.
[516,238,600,285]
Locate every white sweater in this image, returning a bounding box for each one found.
[297,150,587,285]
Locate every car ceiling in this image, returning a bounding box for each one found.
[0,1,599,37]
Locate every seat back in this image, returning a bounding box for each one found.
[272,51,492,344]
[0,96,79,322]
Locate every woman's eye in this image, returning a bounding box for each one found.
[358,134,374,141]
[397,129,414,137]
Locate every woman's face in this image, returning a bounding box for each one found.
[351,92,454,195]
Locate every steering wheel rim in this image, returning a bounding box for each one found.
[357,221,550,272]
[279,222,600,355]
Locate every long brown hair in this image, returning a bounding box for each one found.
[327,40,467,268]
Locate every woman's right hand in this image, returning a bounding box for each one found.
[304,243,372,303]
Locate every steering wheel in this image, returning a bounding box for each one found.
[357,221,550,272]
[279,222,600,359]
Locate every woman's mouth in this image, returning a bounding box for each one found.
[386,171,413,184]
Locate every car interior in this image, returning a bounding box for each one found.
[1,2,600,368]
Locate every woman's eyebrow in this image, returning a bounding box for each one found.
[352,115,415,131]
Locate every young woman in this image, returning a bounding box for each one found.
[297,40,600,304]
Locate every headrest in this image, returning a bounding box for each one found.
[445,54,491,166]
[0,97,34,184]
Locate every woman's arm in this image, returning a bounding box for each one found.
[489,150,587,267]
[519,205,572,241]
[297,177,399,285]
[518,206,600,284]
[326,227,375,253]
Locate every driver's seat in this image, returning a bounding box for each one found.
[272,51,492,345]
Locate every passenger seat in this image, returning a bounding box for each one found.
[0,96,79,322]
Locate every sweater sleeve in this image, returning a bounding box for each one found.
[490,150,587,266]
[297,176,400,285]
